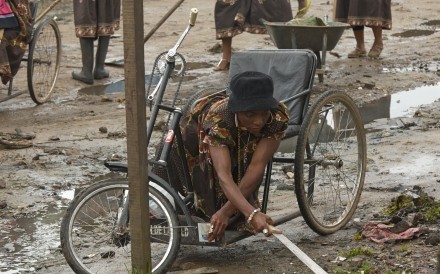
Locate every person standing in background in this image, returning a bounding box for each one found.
[213,0,294,72]
[334,0,392,58]
[72,0,120,84]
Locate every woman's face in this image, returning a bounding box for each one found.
[236,110,271,134]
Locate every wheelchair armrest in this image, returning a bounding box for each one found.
[283,124,301,139]
[104,161,128,173]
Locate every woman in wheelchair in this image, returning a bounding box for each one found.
[0,0,32,85]
[180,71,289,241]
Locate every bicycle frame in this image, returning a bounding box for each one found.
[112,9,200,239]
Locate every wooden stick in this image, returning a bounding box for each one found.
[35,0,61,23]
[143,0,185,44]
[268,225,328,274]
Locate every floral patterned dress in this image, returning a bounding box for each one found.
[0,0,32,85]
[182,94,288,227]
[214,0,293,39]
[73,0,120,38]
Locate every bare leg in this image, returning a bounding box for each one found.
[368,26,383,58]
[371,26,383,49]
[353,29,366,52]
[213,37,232,71]
[298,0,306,9]
[348,28,367,58]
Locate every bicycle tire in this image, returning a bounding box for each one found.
[294,90,367,235]
[27,17,61,104]
[60,178,181,274]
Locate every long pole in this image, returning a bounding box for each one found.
[143,0,185,44]
[269,225,328,274]
[35,0,61,23]
[123,0,151,273]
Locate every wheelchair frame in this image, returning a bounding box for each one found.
[0,0,61,104]
[60,8,367,274]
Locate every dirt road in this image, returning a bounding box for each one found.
[1,0,440,273]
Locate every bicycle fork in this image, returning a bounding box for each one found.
[112,189,130,247]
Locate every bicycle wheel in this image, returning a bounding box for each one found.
[27,17,61,104]
[60,178,181,274]
[294,90,367,235]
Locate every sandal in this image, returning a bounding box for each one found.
[368,45,383,58]
[347,48,367,58]
[213,59,230,71]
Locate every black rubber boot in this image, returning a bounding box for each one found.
[72,38,94,84]
[94,36,110,79]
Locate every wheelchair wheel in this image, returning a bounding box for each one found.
[181,87,226,118]
[294,90,367,235]
[27,17,61,104]
[60,178,181,274]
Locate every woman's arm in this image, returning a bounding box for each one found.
[209,145,255,217]
[208,137,280,240]
[215,137,281,217]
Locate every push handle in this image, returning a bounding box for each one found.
[166,8,198,60]
[189,8,198,26]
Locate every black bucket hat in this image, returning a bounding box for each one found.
[228,71,278,113]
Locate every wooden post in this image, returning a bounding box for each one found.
[122,0,151,273]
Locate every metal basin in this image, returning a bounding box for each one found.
[263,20,350,51]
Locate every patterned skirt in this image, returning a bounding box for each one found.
[73,0,121,38]
[215,0,293,39]
[333,0,392,30]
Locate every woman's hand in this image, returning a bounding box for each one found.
[208,209,229,242]
[250,212,273,234]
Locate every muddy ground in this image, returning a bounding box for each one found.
[1,0,440,273]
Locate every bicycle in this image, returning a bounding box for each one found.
[0,0,61,104]
[60,7,367,274]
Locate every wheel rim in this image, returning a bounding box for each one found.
[299,93,366,230]
[29,19,60,104]
[65,184,176,273]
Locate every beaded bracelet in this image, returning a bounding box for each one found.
[246,208,261,224]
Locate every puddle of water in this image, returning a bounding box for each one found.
[60,189,75,200]
[0,205,64,273]
[78,75,160,96]
[389,85,440,118]
[389,154,438,176]
[382,61,439,73]
[391,29,436,38]
[78,70,203,96]
[360,83,440,124]
[421,20,440,27]
[186,62,213,70]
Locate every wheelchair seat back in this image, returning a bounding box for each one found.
[229,49,317,140]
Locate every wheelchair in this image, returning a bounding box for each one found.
[0,0,61,104]
[60,9,367,274]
